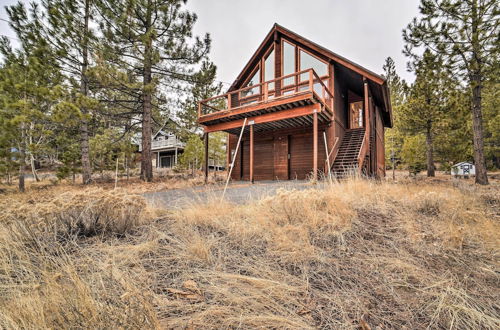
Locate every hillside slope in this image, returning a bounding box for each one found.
[0,179,498,329]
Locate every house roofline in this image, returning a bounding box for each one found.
[226,23,392,127]
[229,23,387,92]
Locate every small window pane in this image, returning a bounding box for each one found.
[264,49,275,90]
[264,49,274,81]
[283,41,295,86]
[300,50,328,80]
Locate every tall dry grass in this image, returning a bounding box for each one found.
[0,178,498,329]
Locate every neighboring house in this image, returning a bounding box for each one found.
[198,24,392,181]
[139,130,185,168]
[451,162,475,177]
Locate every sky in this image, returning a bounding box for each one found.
[0,0,421,87]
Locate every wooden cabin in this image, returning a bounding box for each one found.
[198,24,392,181]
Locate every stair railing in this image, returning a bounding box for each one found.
[357,130,369,173]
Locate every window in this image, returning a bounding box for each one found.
[264,48,275,90]
[282,41,295,86]
[299,49,328,81]
[350,101,364,129]
[241,67,260,98]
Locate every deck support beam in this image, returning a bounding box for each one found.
[204,133,209,183]
[363,78,370,176]
[203,103,324,133]
[250,124,254,183]
[313,110,318,181]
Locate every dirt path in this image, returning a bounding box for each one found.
[144,180,318,209]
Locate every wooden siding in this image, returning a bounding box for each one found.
[228,125,327,181]
[375,106,385,177]
[290,131,326,180]
[273,135,289,180]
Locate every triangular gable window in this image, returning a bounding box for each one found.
[241,67,260,98]
[299,49,328,81]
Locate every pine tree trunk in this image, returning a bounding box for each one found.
[80,0,92,184]
[425,122,435,177]
[19,129,26,192]
[471,73,488,184]
[18,151,25,192]
[140,0,153,182]
[30,153,39,182]
[28,123,40,182]
[469,0,488,185]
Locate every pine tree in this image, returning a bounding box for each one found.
[98,0,211,182]
[178,60,222,138]
[401,134,427,176]
[7,0,99,184]
[403,0,499,184]
[178,134,204,175]
[382,57,408,178]
[0,24,63,191]
[209,132,226,173]
[399,50,451,177]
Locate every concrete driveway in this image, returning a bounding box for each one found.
[144,180,318,209]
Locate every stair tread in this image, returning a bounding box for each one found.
[331,128,366,175]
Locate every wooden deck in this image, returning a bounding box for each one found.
[198,69,333,133]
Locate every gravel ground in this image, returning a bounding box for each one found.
[144,180,320,209]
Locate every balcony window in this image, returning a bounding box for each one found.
[264,48,275,90]
[282,41,295,86]
[299,49,328,81]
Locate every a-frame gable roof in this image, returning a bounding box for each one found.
[227,24,393,127]
[228,23,387,91]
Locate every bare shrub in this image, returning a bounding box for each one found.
[0,215,158,329]
[1,178,498,329]
[1,189,149,239]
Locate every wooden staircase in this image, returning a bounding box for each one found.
[331,128,366,178]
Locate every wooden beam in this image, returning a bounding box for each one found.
[363,78,370,176]
[199,91,314,123]
[249,124,254,183]
[313,110,318,181]
[276,25,386,85]
[204,133,209,183]
[204,103,321,133]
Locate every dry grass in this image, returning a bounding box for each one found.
[0,169,225,196]
[0,177,499,329]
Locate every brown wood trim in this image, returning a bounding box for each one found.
[204,104,321,133]
[250,124,254,183]
[277,25,385,85]
[204,133,209,182]
[200,91,314,123]
[313,110,318,180]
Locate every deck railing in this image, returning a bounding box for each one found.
[198,68,334,118]
[138,137,185,152]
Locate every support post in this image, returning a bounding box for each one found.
[313,109,318,181]
[363,78,370,176]
[204,132,209,183]
[157,152,160,168]
[222,118,248,201]
[175,147,178,166]
[323,131,332,182]
[250,124,254,183]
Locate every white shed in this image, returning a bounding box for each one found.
[451,162,475,177]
